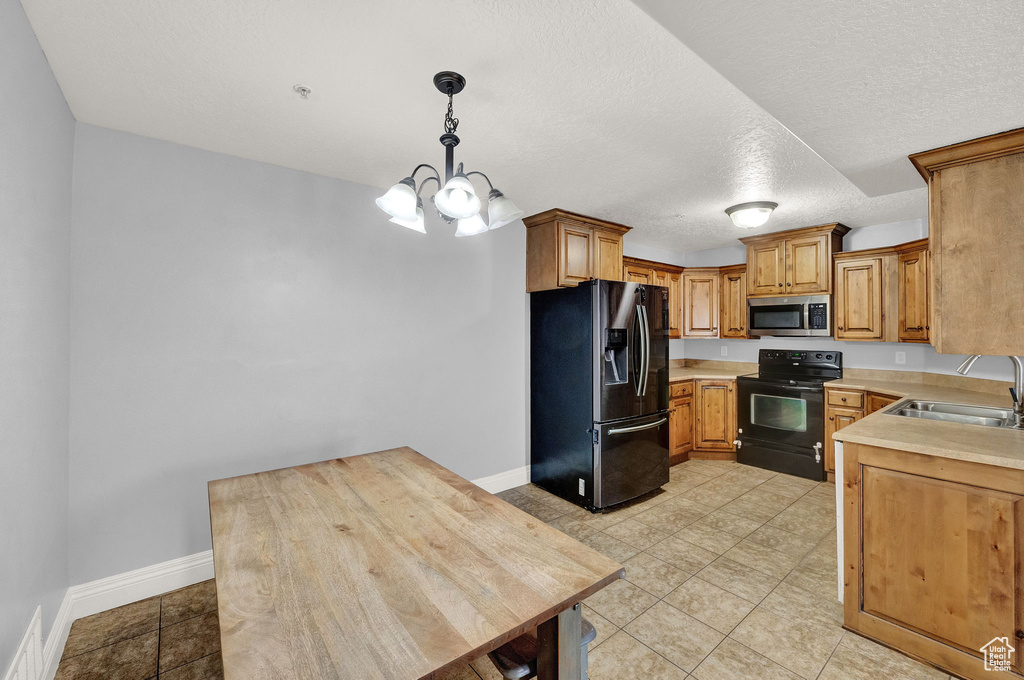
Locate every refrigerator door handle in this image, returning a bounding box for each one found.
[632,305,643,397]
[639,305,650,396]
[608,417,668,435]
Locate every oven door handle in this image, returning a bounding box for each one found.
[740,384,822,392]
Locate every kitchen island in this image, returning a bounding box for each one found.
[834,387,1024,680]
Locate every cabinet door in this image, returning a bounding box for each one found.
[786,234,830,294]
[835,257,884,340]
[683,272,719,337]
[670,396,693,463]
[624,264,653,285]
[667,272,682,339]
[747,242,786,295]
[898,249,929,343]
[860,467,1022,656]
[866,393,899,414]
[652,269,669,288]
[557,223,593,287]
[594,232,623,281]
[695,380,735,450]
[720,270,747,338]
[824,406,863,472]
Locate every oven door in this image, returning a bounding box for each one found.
[748,300,808,337]
[737,377,823,450]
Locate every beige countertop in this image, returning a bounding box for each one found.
[831,377,1024,470]
[668,366,749,382]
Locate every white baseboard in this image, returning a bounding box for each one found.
[472,464,530,493]
[41,551,214,680]
[3,607,43,680]
[34,463,530,679]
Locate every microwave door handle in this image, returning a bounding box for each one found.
[803,304,811,331]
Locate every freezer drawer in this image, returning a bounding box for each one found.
[594,412,669,509]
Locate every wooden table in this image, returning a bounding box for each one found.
[208,447,624,680]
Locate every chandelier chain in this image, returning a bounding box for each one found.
[444,90,459,134]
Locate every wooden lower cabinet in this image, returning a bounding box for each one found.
[694,379,736,452]
[670,395,693,464]
[824,387,902,473]
[825,406,862,473]
[844,442,1024,679]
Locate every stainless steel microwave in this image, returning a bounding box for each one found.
[747,295,831,337]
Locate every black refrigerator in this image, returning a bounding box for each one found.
[530,279,670,511]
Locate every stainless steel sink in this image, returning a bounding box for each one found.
[884,400,1016,428]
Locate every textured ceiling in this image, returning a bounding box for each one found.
[630,0,1024,197]
[19,0,950,251]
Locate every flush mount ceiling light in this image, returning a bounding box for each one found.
[725,201,778,229]
[376,72,523,236]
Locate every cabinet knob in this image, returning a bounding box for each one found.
[926,325,930,330]
[787,282,792,286]
[778,283,783,287]
[829,416,834,421]
[1016,629,1024,639]
[841,397,847,402]
[838,326,844,331]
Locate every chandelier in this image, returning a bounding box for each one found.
[375,72,523,236]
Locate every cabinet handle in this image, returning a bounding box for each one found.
[907,326,923,331]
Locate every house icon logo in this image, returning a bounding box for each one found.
[981,637,1015,671]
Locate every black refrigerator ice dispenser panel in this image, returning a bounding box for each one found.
[604,328,628,385]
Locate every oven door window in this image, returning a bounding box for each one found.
[750,304,804,331]
[750,394,808,432]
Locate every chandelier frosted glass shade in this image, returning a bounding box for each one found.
[375,178,419,223]
[725,201,778,229]
[434,172,482,219]
[388,196,426,233]
[454,213,489,237]
[486,189,524,230]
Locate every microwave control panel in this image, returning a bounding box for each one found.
[808,303,828,329]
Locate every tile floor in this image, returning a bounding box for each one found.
[55,461,956,679]
[54,580,221,679]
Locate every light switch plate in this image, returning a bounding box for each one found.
[895,351,907,365]
[721,346,728,357]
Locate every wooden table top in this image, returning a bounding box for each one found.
[208,447,624,680]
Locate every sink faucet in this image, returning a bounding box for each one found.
[957,355,1024,429]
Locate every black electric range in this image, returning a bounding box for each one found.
[736,349,842,481]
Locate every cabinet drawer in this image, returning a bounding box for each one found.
[670,381,694,398]
[827,389,864,408]
[866,393,900,413]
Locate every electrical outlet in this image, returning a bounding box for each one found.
[895,351,907,365]
[721,346,728,357]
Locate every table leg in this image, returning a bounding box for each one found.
[537,603,582,680]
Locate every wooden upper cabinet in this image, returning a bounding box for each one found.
[557,222,594,287]
[594,231,624,282]
[834,248,898,342]
[895,239,930,343]
[740,223,850,297]
[683,269,720,338]
[910,128,1024,355]
[623,263,653,284]
[667,272,682,339]
[747,241,786,295]
[524,209,631,293]
[694,379,736,451]
[786,234,830,294]
[719,265,747,339]
[623,257,683,339]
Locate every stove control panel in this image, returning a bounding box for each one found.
[758,349,843,375]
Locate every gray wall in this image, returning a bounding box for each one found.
[0,0,74,663]
[68,124,528,583]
